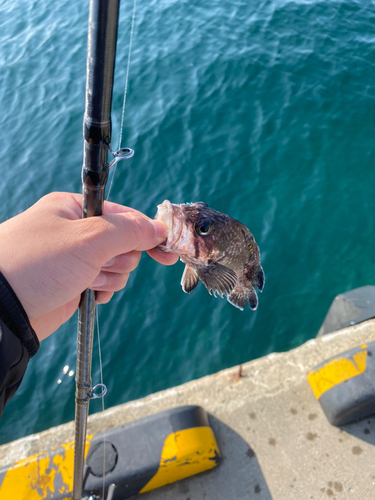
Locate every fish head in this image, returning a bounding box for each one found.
[155,200,231,262]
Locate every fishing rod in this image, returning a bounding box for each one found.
[73,0,133,498]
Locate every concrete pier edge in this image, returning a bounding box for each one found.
[1,319,375,499]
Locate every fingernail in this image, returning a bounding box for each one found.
[152,220,168,243]
[90,273,107,288]
[102,258,115,268]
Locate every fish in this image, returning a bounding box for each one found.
[155,200,265,310]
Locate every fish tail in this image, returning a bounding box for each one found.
[227,285,258,311]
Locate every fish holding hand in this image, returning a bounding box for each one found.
[155,200,265,311]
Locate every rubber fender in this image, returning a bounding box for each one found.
[0,437,92,500]
[307,341,375,426]
[0,405,220,500]
[317,286,375,336]
[83,405,220,499]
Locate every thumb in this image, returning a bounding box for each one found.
[79,210,168,259]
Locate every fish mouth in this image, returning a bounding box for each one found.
[155,200,183,251]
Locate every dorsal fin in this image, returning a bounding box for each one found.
[245,264,265,292]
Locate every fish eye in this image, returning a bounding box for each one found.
[195,218,213,236]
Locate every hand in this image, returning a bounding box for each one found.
[0,192,178,340]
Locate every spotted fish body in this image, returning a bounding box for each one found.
[155,200,265,310]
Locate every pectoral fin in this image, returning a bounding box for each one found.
[197,263,237,298]
[181,265,199,293]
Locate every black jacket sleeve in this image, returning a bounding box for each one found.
[0,272,39,420]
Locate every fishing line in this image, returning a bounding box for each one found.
[94,4,137,495]
[118,0,137,151]
[106,0,137,201]
[95,307,106,498]
[96,308,105,412]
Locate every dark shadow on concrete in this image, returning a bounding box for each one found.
[132,413,273,500]
[340,414,375,446]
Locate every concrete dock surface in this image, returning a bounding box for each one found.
[1,319,375,499]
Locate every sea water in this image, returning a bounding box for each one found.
[0,0,374,444]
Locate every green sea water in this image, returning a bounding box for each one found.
[0,0,375,444]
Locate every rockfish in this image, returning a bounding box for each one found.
[155,200,264,310]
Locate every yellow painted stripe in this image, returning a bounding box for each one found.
[140,427,220,494]
[307,350,367,399]
[0,436,92,500]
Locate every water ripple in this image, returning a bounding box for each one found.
[1,0,375,443]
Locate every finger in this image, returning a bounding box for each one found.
[147,248,179,266]
[80,213,168,260]
[103,200,144,216]
[42,193,144,221]
[63,192,157,219]
[96,290,114,304]
[90,271,130,291]
[102,251,141,274]
[103,213,168,252]
[48,193,168,257]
